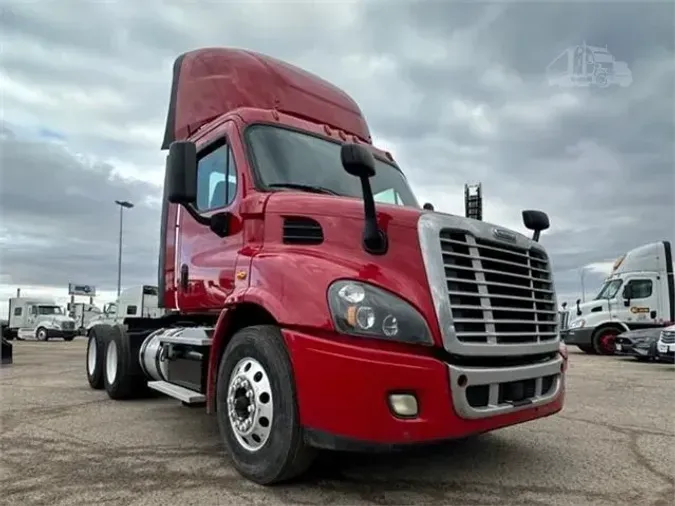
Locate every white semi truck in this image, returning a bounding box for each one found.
[84,285,164,334]
[6,297,78,341]
[561,241,675,355]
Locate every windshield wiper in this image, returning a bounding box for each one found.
[268,183,341,196]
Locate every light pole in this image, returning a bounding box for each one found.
[580,266,587,303]
[114,200,134,297]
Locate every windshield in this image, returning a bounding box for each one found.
[246,125,420,208]
[595,279,623,300]
[37,305,63,315]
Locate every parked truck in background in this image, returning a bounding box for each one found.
[6,297,78,341]
[560,241,675,355]
[83,285,164,334]
[84,47,567,485]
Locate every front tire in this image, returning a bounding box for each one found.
[216,325,316,485]
[36,327,48,341]
[592,327,622,355]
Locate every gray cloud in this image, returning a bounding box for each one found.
[0,0,673,305]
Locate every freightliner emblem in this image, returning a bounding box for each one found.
[492,228,517,243]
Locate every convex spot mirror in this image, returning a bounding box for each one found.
[166,141,198,205]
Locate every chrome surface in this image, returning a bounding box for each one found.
[447,355,564,419]
[227,357,273,453]
[418,213,560,356]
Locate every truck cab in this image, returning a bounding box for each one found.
[8,298,78,341]
[561,241,675,354]
[85,47,567,486]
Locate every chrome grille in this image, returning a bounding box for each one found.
[439,229,557,346]
[660,330,675,344]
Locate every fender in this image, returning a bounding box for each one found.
[591,320,630,334]
[205,287,293,413]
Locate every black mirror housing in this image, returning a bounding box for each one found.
[623,285,633,299]
[166,141,198,204]
[341,143,376,179]
[423,202,435,211]
[522,210,550,232]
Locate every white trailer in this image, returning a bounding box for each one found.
[7,297,78,341]
[560,241,675,355]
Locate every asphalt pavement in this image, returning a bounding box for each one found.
[0,340,673,505]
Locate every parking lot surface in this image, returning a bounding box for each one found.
[0,340,673,505]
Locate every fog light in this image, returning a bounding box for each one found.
[388,393,418,417]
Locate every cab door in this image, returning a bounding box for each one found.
[176,121,244,312]
[620,274,661,326]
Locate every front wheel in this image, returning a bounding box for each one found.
[36,327,48,341]
[592,327,621,355]
[216,325,316,485]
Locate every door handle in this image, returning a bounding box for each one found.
[180,264,189,292]
[650,310,657,319]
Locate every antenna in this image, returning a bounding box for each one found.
[464,183,483,221]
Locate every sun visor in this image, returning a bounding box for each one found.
[161,48,371,150]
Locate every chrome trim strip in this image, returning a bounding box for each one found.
[418,212,560,356]
[447,355,564,420]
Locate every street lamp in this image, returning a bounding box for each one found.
[114,200,134,297]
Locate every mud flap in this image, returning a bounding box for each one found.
[1,337,13,366]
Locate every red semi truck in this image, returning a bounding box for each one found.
[85,47,567,485]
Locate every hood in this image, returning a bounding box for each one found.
[47,314,75,323]
[264,192,423,229]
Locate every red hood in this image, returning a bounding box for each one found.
[264,192,422,229]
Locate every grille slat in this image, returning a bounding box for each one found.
[441,229,557,346]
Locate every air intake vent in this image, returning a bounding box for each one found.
[282,217,323,245]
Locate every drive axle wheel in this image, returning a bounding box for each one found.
[216,325,316,485]
[86,327,107,389]
[592,327,621,355]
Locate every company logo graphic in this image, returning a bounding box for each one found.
[546,41,632,89]
[492,228,517,243]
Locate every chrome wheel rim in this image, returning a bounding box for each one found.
[106,340,118,385]
[227,357,273,452]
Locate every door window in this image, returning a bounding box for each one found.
[13,307,22,316]
[625,279,653,299]
[195,142,238,211]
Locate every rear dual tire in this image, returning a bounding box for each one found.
[86,324,148,398]
[216,325,316,485]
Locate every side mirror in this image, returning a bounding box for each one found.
[341,143,376,179]
[423,202,435,211]
[623,285,633,306]
[522,209,550,242]
[562,302,567,310]
[575,298,582,316]
[341,143,387,255]
[166,141,198,204]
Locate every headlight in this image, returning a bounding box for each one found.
[569,319,586,329]
[327,280,433,345]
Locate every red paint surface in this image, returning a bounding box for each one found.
[283,328,565,443]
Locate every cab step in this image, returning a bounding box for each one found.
[147,380,206,404]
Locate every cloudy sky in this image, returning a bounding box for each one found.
[1,0,673,318]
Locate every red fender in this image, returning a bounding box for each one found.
[205,288,288,413]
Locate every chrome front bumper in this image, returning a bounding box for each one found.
[447,355,564,419]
